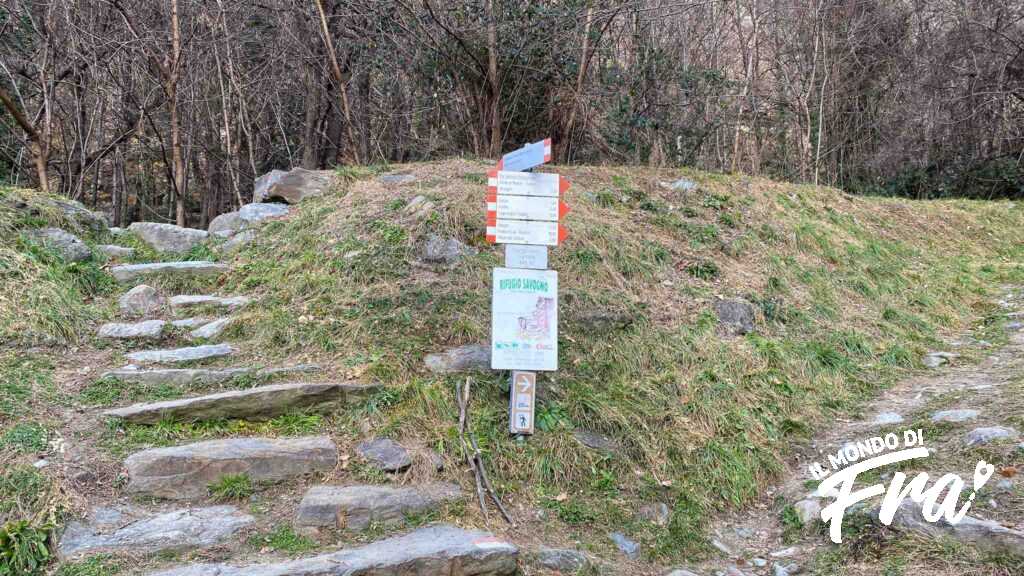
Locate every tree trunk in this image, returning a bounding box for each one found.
[170,0,186,226]
[485,0,501,157]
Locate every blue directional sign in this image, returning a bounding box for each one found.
[498,138,552,172]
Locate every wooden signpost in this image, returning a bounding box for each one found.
[487,138,568,435]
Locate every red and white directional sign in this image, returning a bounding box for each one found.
[497,138,552,172]
[486,218,567,246]
[487,194,569,222]
[487,170,570,198]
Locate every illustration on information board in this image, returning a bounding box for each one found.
[517,297,554,341]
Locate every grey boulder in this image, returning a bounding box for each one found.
[609,531,640,560]
[189,317,234,341]
[239,202,289,223]
[125,436,338,500]
[111,261,228,283]
[534,547,593,573]
[98,320,166,340]
[119,285,165,317]
[125,344,236,365]
[254,168,332,204]
[208,211,244,236]
[58,505,253,559]
[356,438,412,472]
[220,229,256,254]
[144,524,518,576]
[252,169,287,203]
[295,483,461,530]
[97,244,135,259]
[715,298,756,336]
[420,234,477,265]
[104,381,378,424]
[28,228,91,262]
[888,500,1024,557]
[965,426,1018,446]
[424,344,490,373]
[931,409,980,423]
[128,222,208,254]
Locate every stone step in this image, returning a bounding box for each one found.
[99,364,320,386]
[111,261,229,283]
[125,436,337,500]
[189,317,233,341]
[169,294,251,311]
[125,344,236,365]
[103,381,380,424]
[146,524,518,576]
[58,505,252,560]
[98,320,167,340]
[295,483,461,531]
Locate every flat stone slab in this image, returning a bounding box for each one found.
[126,436,337,500]
[239,202,289,223]
[169,294,251,311]
[120,285,166,317]
[111,261,228,283]
[97,244,135,259]
[189,317,233,341]
[872,412,904,425]
[99,364,320,386]
[125,344,236,365]
[104,382,379,424]
[356,438,412,472]
[128,222,209,254]
[98,320,167,340]
[889,501,1024,557]
[424,344,490,373]
[146,524,518,576]
[171,317,212,329]
[296,483,461,530]
[58,505,253,559]
[965,426,1019,446]
[931,409,980,423]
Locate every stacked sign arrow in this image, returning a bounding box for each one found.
[485,159,570,245]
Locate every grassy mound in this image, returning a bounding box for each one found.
[221,159,1023,557]
[0,186,115,345]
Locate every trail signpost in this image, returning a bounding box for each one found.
[487,137,568,435]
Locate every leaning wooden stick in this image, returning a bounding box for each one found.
[458,378,488,521]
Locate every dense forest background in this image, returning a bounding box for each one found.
[1,0,1022,228]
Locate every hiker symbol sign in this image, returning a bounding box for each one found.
[491,267,558,371]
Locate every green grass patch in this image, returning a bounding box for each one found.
[209,473,254,501]
[247,525,316,555]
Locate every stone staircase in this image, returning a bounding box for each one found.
[66,245,516,574]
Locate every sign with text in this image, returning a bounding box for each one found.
[487,194,569,222]
[486,218,567,246]
[509,371,537,434]
[505,244,548,269]
[488,170,569,198]
[491,267,558,371]
[497,138,552,172]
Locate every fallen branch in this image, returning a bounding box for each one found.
[457,377,514,525]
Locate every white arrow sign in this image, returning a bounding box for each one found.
[488,195,562,222]
[488,170,568,198]
[486,219,566,246]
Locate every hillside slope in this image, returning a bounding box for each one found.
[1,161,1023,575]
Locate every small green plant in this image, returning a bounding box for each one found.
[0,520,51,575]
[685,260,720,280]
[1,423,47,454]
[268,413,323,436]
[247,525,316,555]
[461,173,487,185]
[209,474,253,501]
[779,504,802,543]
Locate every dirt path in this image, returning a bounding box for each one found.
[688,288,1024,576]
